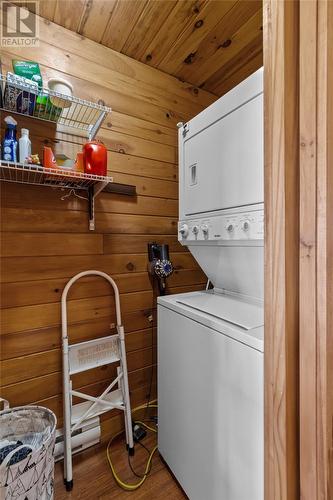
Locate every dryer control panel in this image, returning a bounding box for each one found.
[178,209,264,243]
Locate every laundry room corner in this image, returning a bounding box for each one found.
[1,1,332,499]
[0,7,213,444]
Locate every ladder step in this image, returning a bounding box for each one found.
[68,334,120,375]
[71,389,124,424]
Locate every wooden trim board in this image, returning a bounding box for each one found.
[299,1,333,498]
[263,1,299,498]
[264,0,333,497]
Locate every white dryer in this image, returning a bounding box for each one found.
[158,68,264,500]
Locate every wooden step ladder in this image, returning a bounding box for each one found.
[61,270,134,491]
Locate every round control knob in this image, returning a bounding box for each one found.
[227,224,234,233]
[192,225,199,235]
[179,224,189,238]
[201,224,209,235]
[242,221,250,232]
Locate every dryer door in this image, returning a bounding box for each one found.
[182,93,263,217]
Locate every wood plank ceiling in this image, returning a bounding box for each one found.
[36,0,263,96]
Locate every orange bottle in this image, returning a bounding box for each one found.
[75,151,84,173]
[43,146,58,169]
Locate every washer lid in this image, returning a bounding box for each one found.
[177,292,263,331]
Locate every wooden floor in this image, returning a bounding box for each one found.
[54,433,187,499]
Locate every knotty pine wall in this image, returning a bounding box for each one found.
[0,15,216,436]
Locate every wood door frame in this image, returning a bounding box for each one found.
[264,0,333,498]
[299,1,333,499]
[263,1,299,498]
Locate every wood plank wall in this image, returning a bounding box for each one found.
[0,14,215,436]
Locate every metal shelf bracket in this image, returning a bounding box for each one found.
[88,181,109,230]
[88,111,107,141]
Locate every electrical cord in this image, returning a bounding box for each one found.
[131,401,157,412]
[107,436,157,491]
[127,440,152,479]
[126,427,155,478]
[127,452,145,479]
[106,401,158,491]
[136,440,154,475]
[144,290,156,421]
[136,439,152,455]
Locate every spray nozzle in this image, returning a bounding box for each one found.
[4,116,17,127]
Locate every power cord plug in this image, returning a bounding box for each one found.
[132,423,147,442]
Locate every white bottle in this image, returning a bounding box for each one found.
[19,128,31,163]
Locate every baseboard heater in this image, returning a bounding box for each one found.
[54,416,101,462]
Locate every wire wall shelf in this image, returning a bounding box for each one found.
[0,161,113,189]
[0,74,111,139]
[0,161,113,230]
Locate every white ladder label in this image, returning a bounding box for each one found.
[68,335,120,375]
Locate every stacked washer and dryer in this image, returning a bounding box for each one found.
[158,68,264,500]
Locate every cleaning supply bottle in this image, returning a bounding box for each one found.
[83,140,107,176]
[2,116,18,162]
[19,128,31,163]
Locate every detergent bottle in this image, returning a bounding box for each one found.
[83,140,107,176]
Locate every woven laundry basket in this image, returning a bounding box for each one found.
[0,404,57,500]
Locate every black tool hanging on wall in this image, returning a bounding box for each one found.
[147,243,173,296]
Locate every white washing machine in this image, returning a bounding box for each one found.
[158,292,263,500]
[158,68,264,500]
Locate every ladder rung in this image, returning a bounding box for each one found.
[71,389,124,424]
[68,334,120,375]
